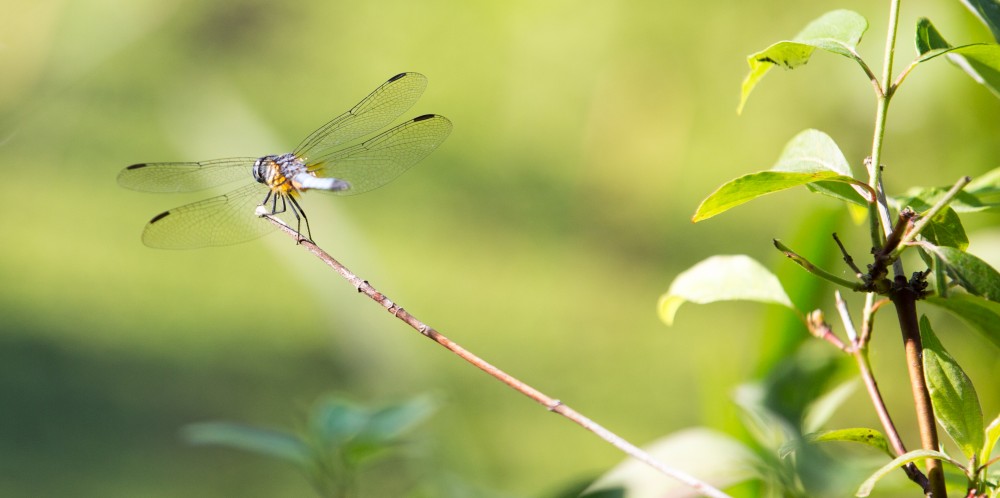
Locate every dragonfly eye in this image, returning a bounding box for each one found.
[252,156,272,184]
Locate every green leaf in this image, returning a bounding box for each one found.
[182,422,311,465]
[948,44,1000,99]
[739,10,869,114]
[920,315,985,460]
[916,18,951,55]
[693,130,869,221]
[925,293,1000,349]
[782,428,893,459]
[856,449,959,496]
[310,397,368,446]
[921,243,1000,301]
[658,255,794,326]
[984,414,1000,465]
[960,0,1000,43]
[922,207,970,250]
[359,395,436,443]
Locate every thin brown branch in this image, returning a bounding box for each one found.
[260,212,733,498]
[891,277,946,497]
[832,233,863,278]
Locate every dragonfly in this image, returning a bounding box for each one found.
[118,72,452,249]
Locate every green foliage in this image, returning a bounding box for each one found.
[657,255,794,326]
[925,293,1000,349]
[856,449,960,497]
[920,244,1000,302]
[738,10,869,114]
[787,428,893,459]
[692,130,869,222]
[919,316,985,461]
[664,1,1000,497]
[183,395,435,497]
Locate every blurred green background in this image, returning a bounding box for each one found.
[1,0,998,496]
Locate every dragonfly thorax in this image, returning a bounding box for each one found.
[253,153,309,194]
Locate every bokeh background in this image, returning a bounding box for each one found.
[2,0,998,496]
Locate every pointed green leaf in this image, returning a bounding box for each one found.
[921,243,1000,301]
[182,422,311,465]
[359,395,436,443]
[739,10,869,113]
[658,255,794,326]
[310,397,368,445]
[693,130,869,221]
[925,294,1000,349]
[916,18,951,55]
[920,315,985,460]
[984,414,1000,466]
[783,428,893,459]
[922,207,970,250]
[960,0,1000,43]
[856,449,959,496]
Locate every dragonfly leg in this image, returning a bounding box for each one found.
[286,195,312,243]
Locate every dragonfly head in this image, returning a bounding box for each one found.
[251,155,279,184]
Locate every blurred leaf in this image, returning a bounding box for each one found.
[920,315,985,460]
[960,0,1000,43]
[344,396,436,466]
[984,414,1000,465]
[310,397,368,446]
[967,165,1000,205]
[802,380,858,433]
[693,130,869,221]
[658,255,794,326]
[739,10,868,114]
[734,383,797,450]
[182,422,311,465]
[583,428,758,498]
[925,293,1000,349]
[360,395,436,443]
[856,449,958,497]
[921,243,1000,301]
[779,428,893,459]
[916,18,950,54]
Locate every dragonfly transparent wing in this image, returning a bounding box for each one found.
[293,72,428,161]
[307,114,452,195]
[118,158,258,193]
[140,182,276,249]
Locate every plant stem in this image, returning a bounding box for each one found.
[891,281,947,497]
[260,213,734,498]
[773,239,863,290]
[870,2,947,495]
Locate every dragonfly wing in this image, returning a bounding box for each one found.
[308,114,452,195]
[140,182,276,249]
[118,158,258,193]
[293,72,428,161]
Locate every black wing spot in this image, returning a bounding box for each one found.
[126,163,150,170]
[149,211,171,223]
[413,114,436,122]
[388,72,407,82]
